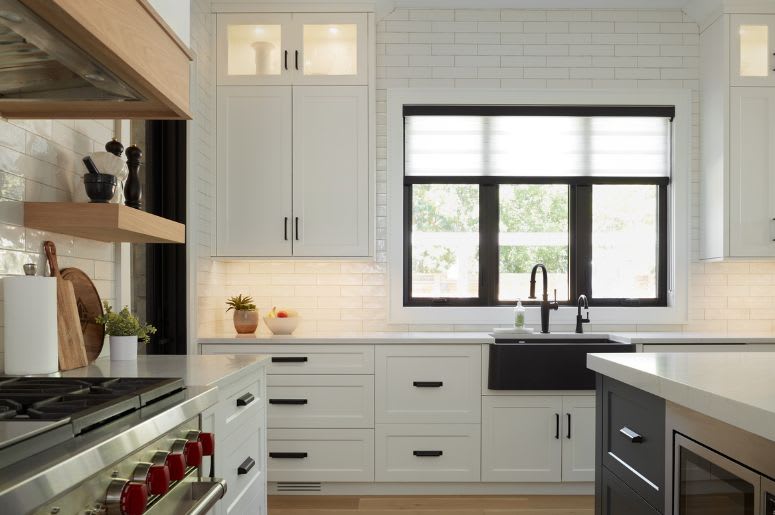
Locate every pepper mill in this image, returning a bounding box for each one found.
[105,138,124,157]
[124,144,142,209]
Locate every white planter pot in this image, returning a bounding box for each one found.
[109,335,138,361]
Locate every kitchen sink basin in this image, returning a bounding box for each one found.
[487,337,635,390]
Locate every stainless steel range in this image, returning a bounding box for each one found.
[0,376,224,515]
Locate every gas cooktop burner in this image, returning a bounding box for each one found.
[0,377,184,434]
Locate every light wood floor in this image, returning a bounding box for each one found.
[268,495,594,515]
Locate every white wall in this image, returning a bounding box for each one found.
[150,0,192,46]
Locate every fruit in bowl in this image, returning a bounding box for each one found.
[263,307,299,335]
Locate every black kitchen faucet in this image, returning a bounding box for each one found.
[529,263,559,334]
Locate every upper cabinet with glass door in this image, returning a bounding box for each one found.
[732,15,775,87]
[217,13,367,86]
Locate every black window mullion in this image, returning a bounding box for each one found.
[403,184,413,306]
[572,185,593,303]
[480,184,499,305]
[658,184,669,305]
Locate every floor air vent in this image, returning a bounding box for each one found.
[276,482,322,492]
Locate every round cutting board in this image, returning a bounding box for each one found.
[61,268,104,362]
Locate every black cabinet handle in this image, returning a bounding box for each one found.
[236,393,254,407]
[566,413,571,439]
[413,381,443,387]
[272,356,308,363]
[270,452,308,459]
[295,217,299,240]
[284,50,288,70]
[555,413,560,439]
[237,457,255,475]
[284,217,288,240]
[413,450,443,457]
[295,50,299,70]
[269,399,308,405]
[620,426,643,443]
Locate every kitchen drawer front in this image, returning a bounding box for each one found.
[375,345,481,424]
[223,408,265,513]
[601,467,661,515]
[222,374,264,438]
[267,374,374,428]
[204,345,374,374]
[227,467,266,515]
[375,424,481,482]
[267,428,374,482]
[601,376,665,509]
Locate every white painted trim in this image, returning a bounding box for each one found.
[269,481,592,495]
[211,1,375,13]
[113,120,133,312]
[387,88,691,326]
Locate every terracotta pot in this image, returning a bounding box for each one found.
[233,310,259,334]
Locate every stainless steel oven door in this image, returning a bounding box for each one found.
[763,477,775,515]
[674,433,761,515]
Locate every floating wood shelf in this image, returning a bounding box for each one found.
[24,203,185,244]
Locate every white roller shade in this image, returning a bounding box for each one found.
[405,112,671,179]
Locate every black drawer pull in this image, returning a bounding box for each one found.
[555,413,560,439]
[620,426,643,443]
[237,457,255,475]
[272,356,308,363]
[270,452,308,459]
[269,399,308,405]
[413,381,443,387]
[413,450,443,457]
[236,393,254,407]
[566,413,571,439]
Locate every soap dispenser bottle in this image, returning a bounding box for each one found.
[514,299,525,329]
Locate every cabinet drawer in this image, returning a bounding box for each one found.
[267,428,374,482]
[375,345,481,424]
[223,408,265,513]
[267,374,374,428]
[601,467,661,515]
[222,375,263,438]
[227,469,266,515]
[204,344,374,374]
[601,377,665,510]
[375,424,480,482]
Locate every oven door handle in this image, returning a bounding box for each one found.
[180,479,227,515]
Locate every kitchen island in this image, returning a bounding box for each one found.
[588,352,775,515]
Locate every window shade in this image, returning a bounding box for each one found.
[404,106,673,179]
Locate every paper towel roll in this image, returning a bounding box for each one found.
[4,276,58,375]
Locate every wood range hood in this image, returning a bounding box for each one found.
[0,0,192,119]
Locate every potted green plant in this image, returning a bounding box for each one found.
[95,302,156,361]
[226,294,259,334]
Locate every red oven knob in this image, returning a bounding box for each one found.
[132,462,170,496]
[199,432,215,456]
[166,452,186,481]
[184,440,204,467]
[106,479,147,515]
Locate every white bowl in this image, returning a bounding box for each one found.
[263,316,300,335]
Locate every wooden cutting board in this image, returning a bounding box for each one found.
[44,241,88,370]
[61,267,104,362]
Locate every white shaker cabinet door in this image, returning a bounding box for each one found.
[729,87,775,257]
[731,15,775,88]
[561,395,596,482]
[481,396,563,483]
[291,86,369,257]
[216,86,293,257]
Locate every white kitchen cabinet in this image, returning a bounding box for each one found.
[292,86,369,256]
[217,13,367,86]
[481,395,595,483]
[215,85,369,257]
[560,396,596,482]
[729,87,775,256]
[216,86,293,257]
[701,12,775,259]
[731,15,775,87]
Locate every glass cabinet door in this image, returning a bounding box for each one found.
[294,13,368,85]
[217,13,293,85]
[732,15,775,87]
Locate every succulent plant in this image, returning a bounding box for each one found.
[226,294,257,312]
[96,302,157,344]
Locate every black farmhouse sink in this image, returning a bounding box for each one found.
[488,337,635,390]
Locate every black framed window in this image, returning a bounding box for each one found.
[403,105,672,307]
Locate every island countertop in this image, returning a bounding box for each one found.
[56,354,269,387]
[588,352,775,442]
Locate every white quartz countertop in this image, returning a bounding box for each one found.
[588,352,775,442]
[56,355,269,387]
[198,331,775,345]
